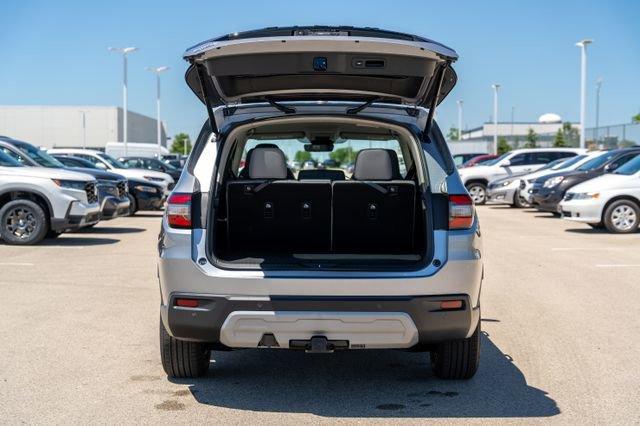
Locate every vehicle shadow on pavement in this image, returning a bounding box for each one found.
[172,332,559,418]
[40,236,120,246]
[75,226,146,234]
[564,228,607,234]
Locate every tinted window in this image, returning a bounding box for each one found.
[613,154,640,175]
[0,150,21,167]
[11,142,64,168]
[608,154,637,171]
[508,153,530,166]
[552,154,586,170]
[576,152,617,171]
[1,147,28,164]
[529,152,554,164]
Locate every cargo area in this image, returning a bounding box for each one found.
[208,117,436,270]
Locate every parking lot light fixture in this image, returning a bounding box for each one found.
[145,66,170,149]
[491,84,500,154]
[108,46,138,156]
[575,39,593,149]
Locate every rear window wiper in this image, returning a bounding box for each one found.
[346,97,380,114]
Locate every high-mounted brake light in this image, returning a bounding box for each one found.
[449,194,474,230]
[167,193,192,228]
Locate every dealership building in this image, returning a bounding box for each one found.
[0,105,167,149]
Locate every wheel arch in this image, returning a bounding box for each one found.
[0,189,54,226]
[464,178,489,187]
[601,194,640,222]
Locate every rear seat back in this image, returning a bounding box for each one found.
[227,146,331,253]
[333,149,416,253]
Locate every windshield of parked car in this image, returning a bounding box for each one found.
[576,151,616,171]
[552,154,586,170]
[0,150,22,167]
[482,153,510,166]
[12,142,65,168]
[613,154,640,175]
[97,153,128,169]
[55,155,100,169]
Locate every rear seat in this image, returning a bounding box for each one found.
[332,149,416,253]
[227,147,332,253]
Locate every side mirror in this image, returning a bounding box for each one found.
[500,159,511,167]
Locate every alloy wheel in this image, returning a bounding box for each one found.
[468,186,486,204]
[611,204,638,231]
[5,207,38,239]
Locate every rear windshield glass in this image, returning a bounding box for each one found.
[613,154,640,175]
[237,137,407,179]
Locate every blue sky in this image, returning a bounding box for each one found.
[1,0,639,140]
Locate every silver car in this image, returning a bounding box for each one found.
[158,26,483,380]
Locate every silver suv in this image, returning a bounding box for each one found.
[158,26,483,380]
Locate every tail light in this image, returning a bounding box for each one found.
[449,194,474,229]
[167,193,192,228]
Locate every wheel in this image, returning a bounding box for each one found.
[127,194,138,216]
[512,191,531,208]
[430,320,480,380]
[160,318,211,378]
[466,183,487,205]
[603,199,640,234]
[0,199,49,245]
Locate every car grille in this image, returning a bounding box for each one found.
[564,193,575,201]
[85,182,98,204]
[116,181,127,198]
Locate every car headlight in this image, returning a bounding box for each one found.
[573,192,600,200]
[136,185,158,193]
[144,176,165,182]
[52,179,89,190]
[543,176,565,188]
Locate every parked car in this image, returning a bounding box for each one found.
[518,151,604,205]
[118,156,182,181]
[48,149,174,192]
[460,154,499,168]
[458,148,584,204]
[158,26,482,380]
[560,153,640,233]
[453,153,487,168]
[0,139,130,222]
[531,148,640,214]
[0,150,100,245]
[485,158,569,207]
[52,155,165,215]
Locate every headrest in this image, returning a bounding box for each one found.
[248,147,287,179]
[353,149,401,180]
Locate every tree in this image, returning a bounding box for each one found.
[170,133,192,154]
[633,113,640,123]
[329,147,356,166]
[447,127,460,141]
[294,150,311,163]
[524,128,538,148]
[562,122,579,146]
[497,137,511,155]
[553,129,566,147]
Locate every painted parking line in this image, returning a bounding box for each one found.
[595,264,640,268]
[552,247,622,251]
[0,262,35,266]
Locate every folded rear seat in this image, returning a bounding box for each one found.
[227,147,331,253]
[332,149,416,254]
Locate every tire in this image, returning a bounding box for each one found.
[430,320,480,380]
[466,183,487,205]
[160,318,211,378]
[0,199,49,245]
[512,192,531,208]
[127,194,138,216]
[603,199,640,234]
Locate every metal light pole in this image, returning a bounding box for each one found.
[576,39,593,149]
[145,66,170,150]
[511,106,515,140]
[595,77,603,142]
[80,111,87,149]
[108,46,138,156]
[492,84,500,154]
[457,100,463,140]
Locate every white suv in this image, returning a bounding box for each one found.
[458,148,584,204]
[0,151,101,244]
[158,26,482,380]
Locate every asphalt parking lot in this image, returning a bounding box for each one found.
[1,207,639,424]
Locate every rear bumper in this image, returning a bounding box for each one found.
[161,294,480,348]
